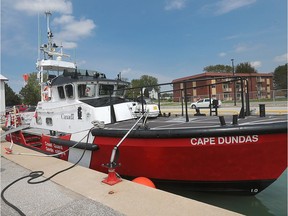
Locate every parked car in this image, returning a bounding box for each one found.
[190,98,222,109]
[15,104,28,112]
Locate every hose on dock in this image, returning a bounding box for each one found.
[1,127,94,215]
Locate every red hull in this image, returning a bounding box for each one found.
[91,134,287,182]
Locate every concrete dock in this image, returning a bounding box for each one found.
[1,142,242,215]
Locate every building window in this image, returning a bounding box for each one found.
[223,84,229,89]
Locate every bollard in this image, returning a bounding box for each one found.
[259,104,265,117]
[219,116,226,126]
[232,115,238,125]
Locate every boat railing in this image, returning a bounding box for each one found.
[5,106,22,128]
[107,76,250,122]
[62,68,107,79]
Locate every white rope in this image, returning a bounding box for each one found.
[109,111,148,164]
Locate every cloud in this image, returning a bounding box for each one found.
[53,15,96,46]
[13,0,73,15]
[121,68,133,76]
[250,61,262,68]
[13,0,96,50]
[224,34,242,40]
[234,44,249,53]
[164,0,187,11]
[61,41,78,49]
[218,52,227,57]
[203,0,257,15]
[273,53,288,63]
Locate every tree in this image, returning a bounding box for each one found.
[19,72,41,105]
[203,64,232,73]
[273,64,287,90]
[127,75,160,98]
[5,83,21,106]
[235,62,257,74]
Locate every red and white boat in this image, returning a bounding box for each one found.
[3,12,287,195]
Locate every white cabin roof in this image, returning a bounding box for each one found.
[37,59,76,71]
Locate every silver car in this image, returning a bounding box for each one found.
[190,98,221,109]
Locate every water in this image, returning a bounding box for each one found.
[163,169,287,216]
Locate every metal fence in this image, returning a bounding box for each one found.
[167,89,287,103]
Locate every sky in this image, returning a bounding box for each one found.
[1,0,287,93]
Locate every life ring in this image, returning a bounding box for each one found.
[42,86,50,101]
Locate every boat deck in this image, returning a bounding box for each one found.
[103,114,287,130]
[5,114,287,138]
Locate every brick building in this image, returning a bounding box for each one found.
[172,72,273,102]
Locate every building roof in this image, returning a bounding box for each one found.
[0,74,8,81]
[172,72,273,83]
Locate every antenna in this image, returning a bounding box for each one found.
[37,12,40,61]
[45,11,53,59]
[45,11,52,38]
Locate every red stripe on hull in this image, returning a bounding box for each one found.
[91,133,287,182]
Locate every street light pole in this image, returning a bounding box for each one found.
[231,59,236,106]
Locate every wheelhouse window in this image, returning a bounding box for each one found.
[65,84,74,98]
[116,85,126,96]
[99,84,114,96]
[58,86,65,99]
[78,83,96,98]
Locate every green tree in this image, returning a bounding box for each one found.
[5,83,21,106]
[273,64,287,89]
[127,75,159,98]
[19,72,41,105]
[203,64,232,73]
[235,62,257,73]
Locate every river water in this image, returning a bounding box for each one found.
[163,169,287,216]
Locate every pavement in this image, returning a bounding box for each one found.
[160,101,287,115]
[1,157,124,216]
[0,142,242,216]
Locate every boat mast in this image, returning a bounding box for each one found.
[36,11,76,101]
[46,11,53,60]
